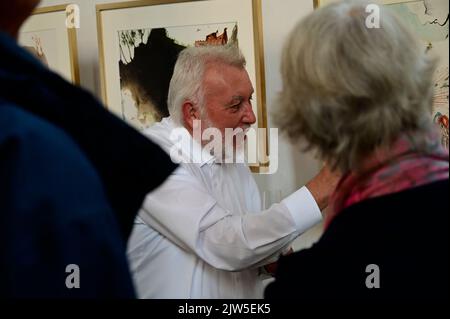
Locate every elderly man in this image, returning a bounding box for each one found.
[0,0,175,297]
[127,44,340,298]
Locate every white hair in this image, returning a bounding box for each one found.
[275,0,437,172]
[167,44,246,126]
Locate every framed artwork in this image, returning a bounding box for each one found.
[314,0,449,149]
[18,4,80,84]
[96,0,268,171]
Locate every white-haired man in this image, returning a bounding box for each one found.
[127,44,339,298]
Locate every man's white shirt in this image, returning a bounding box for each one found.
[127,117,322,298]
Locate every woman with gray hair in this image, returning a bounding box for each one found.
[265,0,448,301]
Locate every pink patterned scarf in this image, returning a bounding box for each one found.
[325,127,449,229]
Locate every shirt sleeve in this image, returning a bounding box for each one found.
[138,166,322,271]
[282,186,322,230]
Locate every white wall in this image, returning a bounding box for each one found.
[257,0,324,250]
[37,0,324,249]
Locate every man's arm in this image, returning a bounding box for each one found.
[136,166,323,271]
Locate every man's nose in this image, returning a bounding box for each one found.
[243,103,256,125]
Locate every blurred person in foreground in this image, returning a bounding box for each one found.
[0,0,176,297]
[265,0,449,301]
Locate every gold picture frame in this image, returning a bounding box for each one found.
[314,0,427,8]
[96,0,268,172]
[19,4,80,84]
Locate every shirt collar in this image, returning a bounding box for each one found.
[166,117,217,167]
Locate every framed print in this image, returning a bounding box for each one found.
[96,0,268,171]
[314,0,449,148]
[19,4,80,84]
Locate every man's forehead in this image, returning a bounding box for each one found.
[204,61,247,77]
[203,64,252,91]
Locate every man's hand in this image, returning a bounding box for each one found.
[306,165,341,211]
[263,247,294,276]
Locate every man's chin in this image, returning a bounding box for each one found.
[220,145,245,164]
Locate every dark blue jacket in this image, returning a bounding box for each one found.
[0,32,177,297]
[265,180,449,302]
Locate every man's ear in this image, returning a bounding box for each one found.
[182,101,200,132]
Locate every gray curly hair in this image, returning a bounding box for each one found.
[275,0,437,172]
